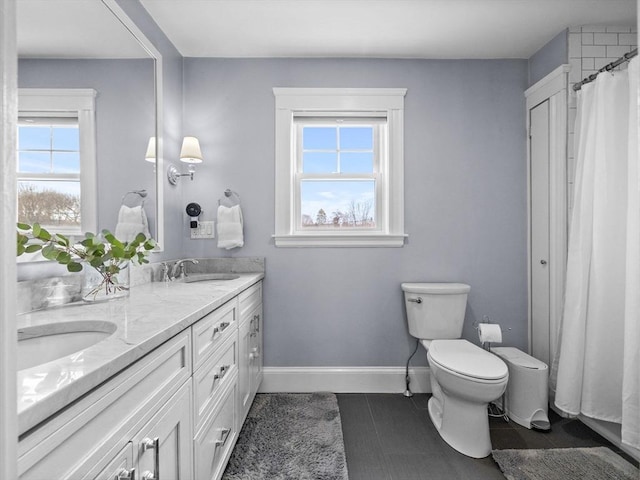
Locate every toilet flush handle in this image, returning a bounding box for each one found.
[408,297,422,304]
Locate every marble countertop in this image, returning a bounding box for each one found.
[17,272,264,436]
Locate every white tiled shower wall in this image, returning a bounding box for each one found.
[566,26,637,209]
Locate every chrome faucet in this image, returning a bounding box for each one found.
[171,259,199,280]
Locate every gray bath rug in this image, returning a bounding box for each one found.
[492,446,639,480]
[222,393,349,480]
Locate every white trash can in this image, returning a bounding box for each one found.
[491,347,550,431]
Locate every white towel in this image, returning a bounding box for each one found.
[114,205,150,243]
[217,204,244,249]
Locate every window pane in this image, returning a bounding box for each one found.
[340,126,373,150]
[302,152,337,173]
[18,152,51,173]
[52,152,80,173]
[52,126,79,151]
[18,126,50,150]
[17,181,81,228]
[300,180,376,228]
[303,127,337,150]
[341,152,373,173]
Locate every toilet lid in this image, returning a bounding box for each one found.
[428,339,508,380]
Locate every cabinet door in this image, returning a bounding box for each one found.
[92,442,135,480]
[249,306,263,399]
[133,382,193,480]
[237,316,253,423]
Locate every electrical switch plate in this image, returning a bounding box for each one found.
[190,221,215,239]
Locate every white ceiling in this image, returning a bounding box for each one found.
[140,0,637,59]
[18,1,150,58]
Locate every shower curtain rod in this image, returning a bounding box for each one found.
[573,48,638,91]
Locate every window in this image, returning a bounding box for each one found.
[17,89,97,237]
[273,88,407,247]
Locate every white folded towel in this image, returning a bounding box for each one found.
[217,204,244,249]
[114,205,150,243]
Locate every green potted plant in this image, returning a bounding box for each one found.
[17,223,155,302]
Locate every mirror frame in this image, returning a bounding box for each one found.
[101,0,164,250]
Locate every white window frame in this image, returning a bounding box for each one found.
[273,87,407,247]
[17,88,97,238]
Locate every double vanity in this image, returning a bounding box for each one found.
[16,261,264,480]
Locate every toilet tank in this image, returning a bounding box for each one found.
[401,283,470,340]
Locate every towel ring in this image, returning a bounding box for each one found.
[121,189,147,206]
[218,189,240,207]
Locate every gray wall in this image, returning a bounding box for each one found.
[528,29,568,86]
[181,58,529,367]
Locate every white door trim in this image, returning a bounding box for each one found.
[0,0,18,478]
[525,65,569,361]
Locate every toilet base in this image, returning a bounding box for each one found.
[428,394,493,458]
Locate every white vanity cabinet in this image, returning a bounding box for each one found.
[17,277,264,480]
[18,331,193,480]
[237,282,263,424]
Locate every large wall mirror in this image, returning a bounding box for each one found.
[16,0,163,261]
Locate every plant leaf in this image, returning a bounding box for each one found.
[41,244,59,260]
[25,244,42,253]
[67,262,83,273]
[17,222,30,230]
[56,251,71,264]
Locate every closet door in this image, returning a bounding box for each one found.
[530,100,551,366]
[526,66,568,372]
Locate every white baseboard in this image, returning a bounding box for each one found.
[258,366,431,394]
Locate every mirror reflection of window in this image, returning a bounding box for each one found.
[17,115,82,234]
[17,88,98,240]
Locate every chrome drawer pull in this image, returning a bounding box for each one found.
[249,347,260,361]
[140,437,159,480]
[213,321,230,335]
[253,314,260,333]
[214,428,232,448]
[116,468,136,480]
[214,364,229,381]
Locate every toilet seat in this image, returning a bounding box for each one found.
[428,339,508,381]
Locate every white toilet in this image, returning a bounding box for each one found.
[401,282,508,458]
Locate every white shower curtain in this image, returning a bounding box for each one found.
[554,58,639,449]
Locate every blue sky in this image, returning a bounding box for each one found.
[301,125,376,224]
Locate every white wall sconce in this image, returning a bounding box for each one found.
[167,136,203,185]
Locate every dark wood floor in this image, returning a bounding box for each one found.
[336,393,637,480]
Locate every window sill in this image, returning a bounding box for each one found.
[273,233,407,247]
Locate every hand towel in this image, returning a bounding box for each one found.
[114,205,150,243]
[217,204,244,249]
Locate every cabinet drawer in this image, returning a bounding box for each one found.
[193,334,237,429]
[18,331,191,480]
[192,298,237,370]
[239,281,261,322]
[194,380,237,480]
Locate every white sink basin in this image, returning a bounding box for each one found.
[180,273,240,283]
[18,320,117,371]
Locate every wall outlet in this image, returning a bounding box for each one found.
[190,221,215,239]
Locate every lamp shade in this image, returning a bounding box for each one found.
[180,136,203,164]
[145,137,156,163]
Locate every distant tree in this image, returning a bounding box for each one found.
[345,200,373,227]
[301,214,314,226]
[331,210,343,226]
[17,184,81,227]
[316,208,327,225]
